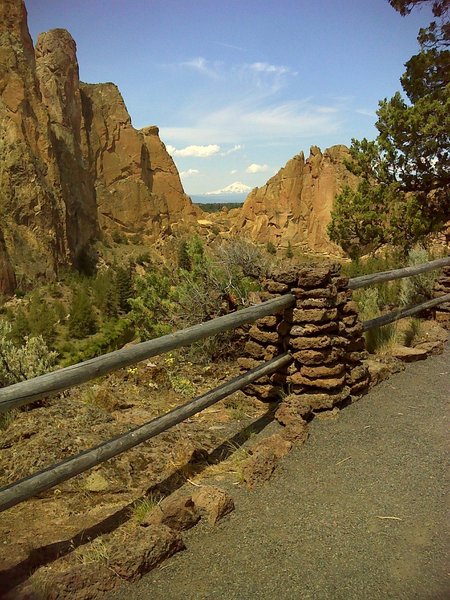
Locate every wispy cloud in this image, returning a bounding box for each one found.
[180,57,221,79]
[356,108,376,118]
[246,163,269,173]
[166,144,220,157]
[249,62,292,76]
[180,169,200,177]
[221,144,242,156]
[217,41,245,51]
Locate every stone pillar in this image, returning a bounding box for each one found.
[433,264,450,329]
[239,263,370,414]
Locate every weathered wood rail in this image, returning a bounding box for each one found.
[0,255,449,513]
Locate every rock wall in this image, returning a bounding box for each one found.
[0,0,199,293]
[233,146,357,253]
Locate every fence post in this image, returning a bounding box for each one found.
[239,263,370,414]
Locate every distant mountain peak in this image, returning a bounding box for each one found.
[205,181,251,196]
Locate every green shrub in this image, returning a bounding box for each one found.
[0,321,58,387]
[266,241,276,255]
[399,247,438,307]
[68,287,97,339]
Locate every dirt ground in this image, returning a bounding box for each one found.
[0,355,270,594]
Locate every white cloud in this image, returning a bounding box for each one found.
[180,169,200,177]
[246,163,269,174]
[221,144,242,156]
[356,108,376,118]
[206,181,251,195]
[230,169,238,174]
[161,98,341,146]
[180,57,221,79]
[249,62,291,76]
[167,144,221,157]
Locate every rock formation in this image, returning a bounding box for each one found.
[0,0,198,294]
[233,145,357,253]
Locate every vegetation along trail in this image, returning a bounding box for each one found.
[111,344,450,600]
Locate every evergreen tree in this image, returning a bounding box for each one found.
[68,288,97,339]
[329,0,449,257]
[286,241,294,259]
[115,266,133,313]
[178,240,192,271]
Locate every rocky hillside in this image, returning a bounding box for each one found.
[232,145,357,253]
[0,0,199,295]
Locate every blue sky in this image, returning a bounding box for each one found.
[26,0,433,196]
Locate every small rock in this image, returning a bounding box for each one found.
[84,472,109,492]
[142,493,200,531]
[391,345,428,362]
[192,486,234,525]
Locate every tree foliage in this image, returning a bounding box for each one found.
[329,0,449,257]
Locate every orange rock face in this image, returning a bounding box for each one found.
[0,0,198,293]
[234,145,358,253]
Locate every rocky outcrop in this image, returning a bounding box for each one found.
[233,145,357,253]
[0,0,69,284]
[80,83,199,237]
[0,1,198,293]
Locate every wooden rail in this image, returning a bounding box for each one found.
[0,294,295,414]
[1,255,448,513]
[0,354,291,513]
[348,256,450,290]
[363,293,450,331]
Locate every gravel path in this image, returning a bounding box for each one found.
[110,346,450,600]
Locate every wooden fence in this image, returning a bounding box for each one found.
[0,256,449,513]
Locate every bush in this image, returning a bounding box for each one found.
[0,321,58,387]
[399,247,438,307]
[68,287,97,339]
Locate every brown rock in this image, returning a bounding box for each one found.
[231,146,357,252]
[290,321,339,336]
[288,373,346,389]
[346,350,369,363]
[238,357,261,370]
[292,307,338,323]
[293,387,351,411]
[244,340,265,358]
[390,345,428,362]
[108,524,185,581]
[249,325,280,344]
[275,394,312,423]
[291,285,338,299]
[240,437,292,488]
[342,300,359,315]
[293,347,345,365]
[296,296,336,308]
[144,493,200,531]
[300,363,345,378]
[0,4,200,288]
[192,486,234,525]
[264,280,290,293]
[346,364,369,385]
[350,379,370,395]
[257,315,278,328]
[290,335,334,350]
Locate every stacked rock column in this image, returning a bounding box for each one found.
[433,264,450,329]
[239,263,370,412]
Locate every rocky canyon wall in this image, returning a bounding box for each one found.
[233,145,358,253]
[0,0,198,294]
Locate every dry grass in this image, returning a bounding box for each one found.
[74,537,110,565]
[130,495,160,524]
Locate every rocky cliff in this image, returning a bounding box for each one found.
[0,0,198,294]
[233,145,357,253]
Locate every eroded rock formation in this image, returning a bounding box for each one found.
[233,145,357,253]
[0,0,198,294]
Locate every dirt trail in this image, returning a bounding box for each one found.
[110,345,450,600]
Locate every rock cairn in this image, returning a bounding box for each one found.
[239,263,370,415]
[433,263,450,329]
